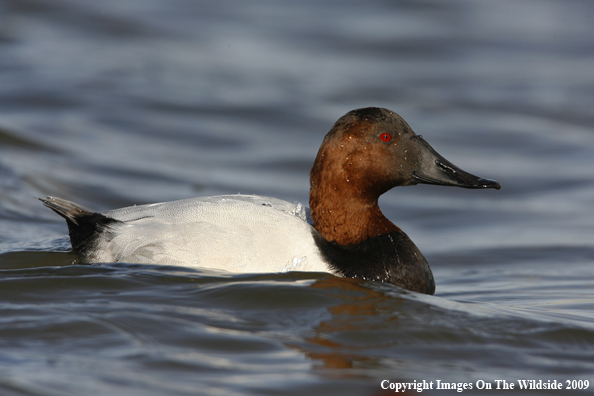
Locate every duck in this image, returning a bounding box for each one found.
[40,107,500,294]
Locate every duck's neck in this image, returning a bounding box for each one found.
[309,182,400,246]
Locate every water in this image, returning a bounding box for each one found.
[1,0,594,395]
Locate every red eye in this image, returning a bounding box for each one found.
[380,133,392,142]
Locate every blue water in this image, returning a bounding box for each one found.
[1,0,594,395]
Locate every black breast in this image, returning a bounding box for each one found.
[312,229,436,295]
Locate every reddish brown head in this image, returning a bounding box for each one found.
[309,107,500,246]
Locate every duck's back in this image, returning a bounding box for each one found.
[46,195,329,273]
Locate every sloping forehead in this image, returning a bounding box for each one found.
[331,107,414,140]
[346,107,394,121]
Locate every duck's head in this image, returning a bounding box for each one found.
[310,107,500,202]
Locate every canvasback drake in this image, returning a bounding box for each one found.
[40,107,500,294]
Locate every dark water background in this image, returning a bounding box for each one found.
[1,0,594,395]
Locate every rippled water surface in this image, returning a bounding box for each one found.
[1,0,594,395]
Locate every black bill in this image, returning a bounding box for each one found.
[412,136,501,190]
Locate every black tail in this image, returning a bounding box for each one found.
[39,196,119,257]
[39,196,93,226]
